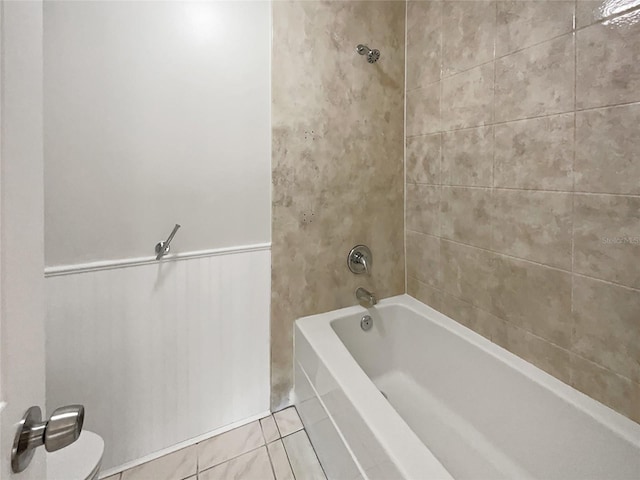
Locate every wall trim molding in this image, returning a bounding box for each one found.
[44,242,272,277]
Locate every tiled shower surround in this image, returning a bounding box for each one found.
[271,1,405,409]
[405,0,640,423]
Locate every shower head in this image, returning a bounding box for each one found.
[356,44,380,63]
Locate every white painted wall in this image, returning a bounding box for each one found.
[43,0,272,471]
[46,248,271,471]
[44,0,271,266]
[0,2,47,478]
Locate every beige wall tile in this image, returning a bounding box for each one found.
[492,190,573,269]
[407,275,442,311]
[406,133,441,185]
[493,114,574,190]
[496,0,574,57]
[404,0,640,424]
[441,126,493,187]
[632,381,640,424]
[570,354,635,421]
[495,34,574,122]
[576,1,601,29]
[491,255,572,348]
[505,322,572,383]
[442,1,496,76]
[576,11,640,109]
[572,275,640,383]
[406,184,440,235]
[441,240,496,311]
[440,293,508,346]
[442,63,494,130]
[576,0,640,28]
[575,104,640,195]
[574,194,640,289]
[407,83,441,136]
[271,2,324,124]
[406,231,441,288]
[441,187,492,249]
[406,1,442,89]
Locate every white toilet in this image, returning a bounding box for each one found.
[47,431,104,480]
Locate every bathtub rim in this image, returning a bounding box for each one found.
[295,294,640,478]
[295,299,454,479]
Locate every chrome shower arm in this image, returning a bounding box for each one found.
[356,44,380,63]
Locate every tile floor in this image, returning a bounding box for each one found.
[102,407,327,480]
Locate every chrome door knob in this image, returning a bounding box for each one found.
[11,404,85,473]
[45,404,85,452]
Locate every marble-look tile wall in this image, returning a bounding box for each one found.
[271,1,405,408]
[405,0,640,423]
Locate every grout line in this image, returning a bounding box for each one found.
[491,1,497,191]
[263,442,279,480]
[491,108,497,189]
[436,0,444,242]
[437,133,443,285]
[280,428,303,439]
[408,30,567,92]
[279,436,299,480]
[403,0,408,294]
[196,443,200,475]
[303,430,329,480]
[198,444,267,476]
[406,275,442,299]
[407,275,443,292]
[492,0,498,64]
[570,0,578,387]
[406,182,640,198]
[406,1,640,97]
[277,416,327,479]
[571,271,640,293]
[259,417,271,444]
[406,230,640,293]
[491,1,497,254]
[438,0,443,84]
[272,418,283,439]
[405,98,640,139]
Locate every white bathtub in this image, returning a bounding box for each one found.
[294,295,640,480]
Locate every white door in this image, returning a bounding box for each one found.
[0,0,47,478]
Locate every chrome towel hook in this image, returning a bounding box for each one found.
[155,224,181,260]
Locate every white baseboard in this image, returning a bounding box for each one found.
[99,410,271,479]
